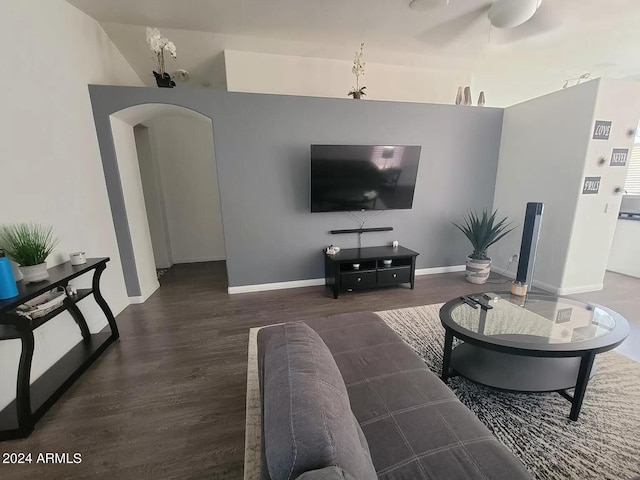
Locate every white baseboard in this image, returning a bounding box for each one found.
[228,264,466,295]
[415,265,466,276]
[491,267,603,296]
[228,278,325,294]
[556,283,604,295]
[172,255,226,264]
[491,267,556,293]
[490,266,515,278]
[606,268,640,280]
[128,281,160,305]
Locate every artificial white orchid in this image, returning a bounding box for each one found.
[146,27,177,76]
[348,43,366,99]
[165,41,177,59]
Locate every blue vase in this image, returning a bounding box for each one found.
[0,257,18,299]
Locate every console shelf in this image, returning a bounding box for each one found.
[324,245,419,299]
[0,258,118,440]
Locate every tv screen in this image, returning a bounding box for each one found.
[311,145,421,212]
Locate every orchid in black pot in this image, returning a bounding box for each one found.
[146,27,177,88]
[348,43,367,99]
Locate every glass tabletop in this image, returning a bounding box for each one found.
[449,293,618,346]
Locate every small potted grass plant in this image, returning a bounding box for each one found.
[0,224,59,283]
[453,209,514,284]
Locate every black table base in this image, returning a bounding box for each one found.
[441,328,599,421]
[444,342,597,421]
[439,294,629,422]
[0,258,118,440]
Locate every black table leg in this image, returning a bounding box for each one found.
[92,263,119,339]
[569,352,596,421]
[333,263,340,299]
[66,300,91,342]
[441,329,454,382]
[16,327,35,435]
[410,257,416,289]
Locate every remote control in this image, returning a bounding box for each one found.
[460,296,479,309]
[469,295,494,310]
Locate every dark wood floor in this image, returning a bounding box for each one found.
[1,262,638,479]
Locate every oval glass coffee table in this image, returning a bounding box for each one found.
[439,292,630,420]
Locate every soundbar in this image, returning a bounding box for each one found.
[330,227,393,235]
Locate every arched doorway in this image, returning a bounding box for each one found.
[107,104,226,302]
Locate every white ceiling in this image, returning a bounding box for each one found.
[67,0,640,88]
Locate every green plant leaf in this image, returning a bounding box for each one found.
[452,209,515,260]
[0,223,59,266]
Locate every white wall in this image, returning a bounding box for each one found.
[562,78,640,289]
[492,78,640,294]
[607,220,640,278]
[491,81,599,293]
[110,117,160,300]
[147,116,226,263]
[224,50,470,105]
[224,51,588,108]
[135,125,173,269]
[0,1,142,410]
[471,68,593,109]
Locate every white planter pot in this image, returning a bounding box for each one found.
[19,263,49,283]
[465,256,491,284]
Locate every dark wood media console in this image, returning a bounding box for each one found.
[324,245,419,299]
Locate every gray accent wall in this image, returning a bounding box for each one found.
[89,86,504,288]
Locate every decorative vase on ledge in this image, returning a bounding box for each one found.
[455,86,463,105]
[153,71,175,88]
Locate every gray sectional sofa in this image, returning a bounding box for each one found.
[257,311,532,480]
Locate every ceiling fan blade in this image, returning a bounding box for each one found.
[417,3,491,47]
[492,2,561,43]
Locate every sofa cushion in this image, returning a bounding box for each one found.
[306,312,532,480]
[259,322,377,480]
[296,466,356,480]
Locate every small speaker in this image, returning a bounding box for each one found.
[515,202,544,287]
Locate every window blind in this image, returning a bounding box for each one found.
[625,145,640,194]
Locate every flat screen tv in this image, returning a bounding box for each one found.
[311,144,421,212]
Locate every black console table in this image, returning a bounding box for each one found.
[324,246,419,299]
[0,257,118,440]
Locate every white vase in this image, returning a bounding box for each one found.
[465,256,491,284]
[463,86,472,106]
[20,263,49,283]
[455,86,463,105]
[477,91,486,107]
